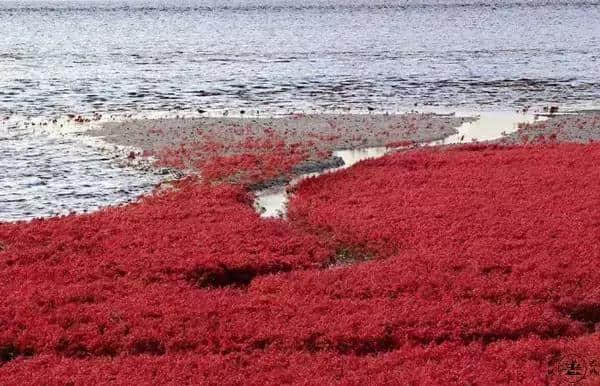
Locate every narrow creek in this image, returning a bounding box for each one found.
[253,111,546,218]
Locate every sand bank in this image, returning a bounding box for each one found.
[89,113,471,186]
[91,113,469,154]
[501,112,600,144]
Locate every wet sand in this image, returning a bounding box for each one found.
[87,113,473,188]
[501,112,600,144]
[91,113,470,153]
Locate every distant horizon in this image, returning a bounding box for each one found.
[2,0,600,6]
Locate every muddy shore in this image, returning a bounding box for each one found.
[87,111,600,192]
[501,112,600,144]
[89,113,473,187]
[91,113,470,152]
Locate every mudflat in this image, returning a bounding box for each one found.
[91,113,472,153]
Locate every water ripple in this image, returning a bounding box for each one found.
[0,123,161,222]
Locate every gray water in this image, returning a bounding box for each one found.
[2,0,600,221]
[1,0,600,116]
[0,119,162,221]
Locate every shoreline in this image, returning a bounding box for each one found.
[90,112,472,151]
[3,108,600,222]
[88,112,473,188]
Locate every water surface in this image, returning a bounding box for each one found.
[1,0,599,221]
[2,0,600,116]
[0,120,161,222]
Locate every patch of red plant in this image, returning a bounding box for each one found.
[155,134,311,186]
[0,179,336,377]
[285,143,600,384]
[2,144,600,384]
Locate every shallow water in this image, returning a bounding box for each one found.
[0,120,161,222]
[427,111,547,145]
[255,146,390,217]
[254,111,544,217]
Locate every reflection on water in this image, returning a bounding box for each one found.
[333,147,391,169]
[254,111,545,218]
[427,111,546,145]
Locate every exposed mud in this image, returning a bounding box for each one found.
[91,113,469,155]
[500,112,600,144]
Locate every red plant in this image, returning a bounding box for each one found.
[155,134,311,186]
[2,143,600,384]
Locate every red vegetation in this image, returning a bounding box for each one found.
[156,134,311,185]
[2,143,600,384]
[143,114,460,186]
[0,179,336,383]
[287,143,600,384]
